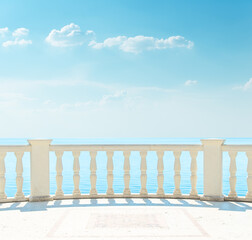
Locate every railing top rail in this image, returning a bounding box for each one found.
[0,145,31,152]
[0,142,252,153]
[49,144,203,152]
[222,145,252,152]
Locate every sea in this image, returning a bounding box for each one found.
[1,138,251,198]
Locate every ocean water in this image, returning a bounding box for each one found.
[1,138,252,198]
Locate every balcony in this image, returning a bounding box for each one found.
[0,139,252,202]
[1,139,252,239]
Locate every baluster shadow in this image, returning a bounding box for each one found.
[0,198,252,212]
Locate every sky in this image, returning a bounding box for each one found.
[0,0,252,138]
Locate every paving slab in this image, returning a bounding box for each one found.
[0,198,252,240]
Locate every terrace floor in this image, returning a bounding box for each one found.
[0,198,252,240]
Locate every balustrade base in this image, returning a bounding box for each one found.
[140,190,148,197]
[157,189,165,196]
[246,193,252,199]
[0,197,29,203]
[106,190,114,196]
[50,193,201,200]
[225,196,238,201]
[29,195,53,202]
[55,190,64,198]
[73,190,81,198]
[0,194,7,199]
[227,193,238,199]
[7,194,252,203]
[200,195,224,202]
[90,189,98,196]
[189,193,199,198]
[15,193,25,200]
[3,194,252,203]
[123,189,131,196]
[224,196,252,202]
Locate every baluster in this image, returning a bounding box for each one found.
[55,151,64,197]
[90,151,97,196]
[15,151,25,200]
[228,151,237,198]
[72,151,81,197]
[173,151,182,196]
[156,151,164,196]
[140,151,148,196]
[0,152,7,200]
[123,151,131,196]
[106,151,114,196]
[246,151,252,199]
[189,151,198,197]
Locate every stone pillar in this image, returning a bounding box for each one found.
[28,139,52,202]
[200,139,225,201]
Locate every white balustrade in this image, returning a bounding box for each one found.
[156,151,164,196]
[55,151,64,197]
[15,151,25,200]
[72,151,81,197]
[246,151,252,199]
[228,151,237,198]
[140,151,148,196]
[123,151,131,196]
[189,151,198,197]
[106,151,114,196]
[173,151,182,196]
[0,152,7,200]
[1,139,252,203]
[90,151,97,196]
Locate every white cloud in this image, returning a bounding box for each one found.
[0,27,8,37]
[243,78,252,91]
[46,23,92,47]
[89,36,126,49]
[59,90,128,111]
[12,28,29,37]
[184,80,198,86]
[233,78,252,91]
[56,85,176,112]
[2,38,32,47]
[1,27,32,47]
[86,30,95,36]
[100,90,127,105]
[128,86,175,94]
[89,35,193,53]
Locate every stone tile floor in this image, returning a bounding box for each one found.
[0,198,252,239]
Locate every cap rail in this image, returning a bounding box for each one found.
[49,144,203,152]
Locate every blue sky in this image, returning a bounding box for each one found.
[0,0,252,138]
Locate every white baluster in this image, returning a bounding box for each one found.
[189,151,198,197]
[246,151,252,199]
[157,151,164,196]
[55,151,64,197]
[0,152,7,200]
[123,151,131,196]
[173,151,182,196]
[106,151,114,196]
[15,151,25,200]
[90,151,97,196]
[72,151,81,197]
[228,151,237,198]
[140,151,148,196]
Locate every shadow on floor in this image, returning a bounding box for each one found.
[1,198,252,213]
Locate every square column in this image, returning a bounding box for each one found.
[201,139,225,201]
[28,139,52,202]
